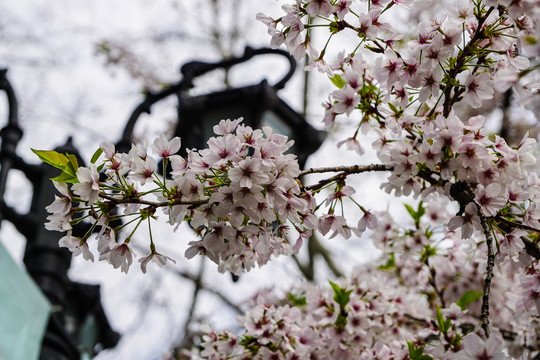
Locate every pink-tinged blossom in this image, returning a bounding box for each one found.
[332,84,360,116]
[100,141,115,161]
[465,72,494,108]
[325,185,355,205]
[212,118,243,135]
[305,0,332,17]
[129,156,156,185]
[445,0,475,20]
[458,142,491,169]
[418,66,443,102]
[45,212,72,232]
[100,242,134,273]
[151,134,181,158]
[409,21,436,51]
[228,158,270,189]
[458,332,506,360]
[281,10,305,58]
[169,155,188,177]
[375,49,403,87]
[357,13,379,40]
[447,202,480,239]
[59,231,94,262]
[356,209,377,233]
[424,34,454,66]
[96,228,116,255]
[318,214,351,239]
[337,137,365,155]
[201,134,241,166]
[138,252,176,273]
[475,183,506,217]
[417,142,442,170]
[322,97,337,129]
[402,58,421,87]
[497,229,526,262]
[507,182,529,203]
[128,140,148,161]
[516,131,537,167]
[441,21,462,48]
[332,0,351,20]
[72,163,100,204]
[392,85,409,109]
[305,46,333,75]
[46,181,72,215]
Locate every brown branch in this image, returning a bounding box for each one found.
[301,164,393,192]
[495,215,540,233]
[299,164,392,176]
[477,207,495,338]
[292,235,344,281]
[425,259,446,309]
[174,269,243,315]
[441,6,495,118]
[178,259,205,351]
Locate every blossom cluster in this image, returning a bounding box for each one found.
[260,0,540,249]
[45,119,320,274]
[187,203,537,359]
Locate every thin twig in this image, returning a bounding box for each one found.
[299,164,392,177]
[495,215,540,233]
[99,193,208,207]
[179,258,205,350]
[301,164,393,192]
[425,259,446,309]
[441,6,495,118]
[175,269,243,315]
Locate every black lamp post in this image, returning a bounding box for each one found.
[117,47,325,168]
[0,69,120,360]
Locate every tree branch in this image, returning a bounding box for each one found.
[477,207,495,338]
[99,193,208,207]
[299,164,392,177]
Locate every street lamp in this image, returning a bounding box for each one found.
[117,47,325,168]
[0,69,120,360]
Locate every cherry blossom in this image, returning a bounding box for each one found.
[36,0,540,357]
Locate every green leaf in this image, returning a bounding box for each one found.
[287,292,307,306]
[416,201,426,219]
[379,253,395,270]
[50,171,79,184]
[456,290,483,311]
[404,204,416,219]
[420,245,437,262]
[90,148,103,164]
[329,281,352,331]
[31,149,69,171]
[329,281,352,308]
[329,74,346,88]
[405,201,426,227]
[407,341,433,360]
[435,306,452,335]
[65,153,79,177]
[32,149,81,184]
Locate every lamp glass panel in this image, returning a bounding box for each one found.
[0,241,51,360]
